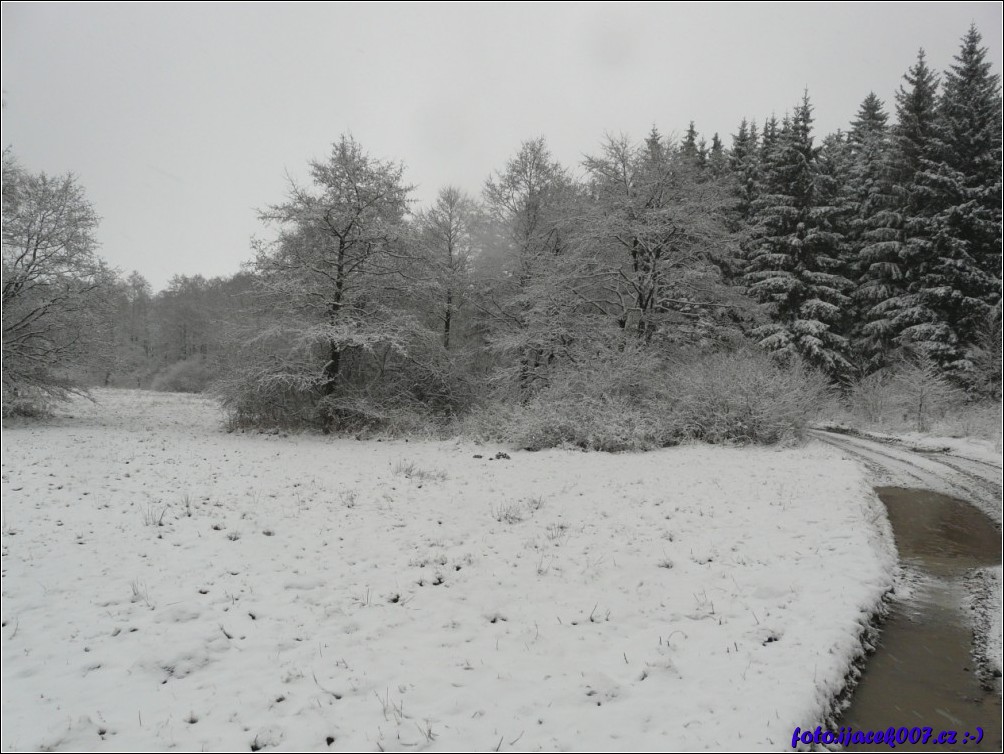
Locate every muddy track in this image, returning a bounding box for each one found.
[808,428,1003,524]
[817,431,1004,748]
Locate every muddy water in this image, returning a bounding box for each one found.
[839,487,1002,751]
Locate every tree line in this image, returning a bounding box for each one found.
[3,26,1000,440]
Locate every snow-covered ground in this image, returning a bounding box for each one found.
[847,427,1002,469]
[968,565,1003,688]
[809,427,1003,524]
[1,390,895,751]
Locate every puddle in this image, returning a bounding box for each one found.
[839,488,1002,751]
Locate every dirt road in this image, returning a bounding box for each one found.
[809,428,1002,524]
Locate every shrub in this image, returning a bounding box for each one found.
[932,401,1001,441]
[214,362,319,430]
[884,357,964,433]
[463,346,831,450]
[667,348,833,444]
[516,394,678,451]
[2,385,56,419]
[461,343,679,451]
[151,358,217,393]
[844,356,980,434]
[315,392,452,438]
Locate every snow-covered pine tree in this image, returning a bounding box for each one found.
[729,118,760,224]
[760,115,780,164]
[907,25,1003,388]
[938,26,1002,311]
[719,119,762,285]
[818,127,858,294]
[743,94,855,378]
[707,133,728,178]
[680,121,701,163]
[854,52,942,372]
[814,128,862,369]
[843,93,903,369]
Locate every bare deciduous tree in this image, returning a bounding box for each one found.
[220,135,418,428]
[480,137,581,393]
[581,130,739,344]
[2,149,113,409]
[411,186,480,350]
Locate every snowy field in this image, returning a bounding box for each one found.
[1,390,895,752]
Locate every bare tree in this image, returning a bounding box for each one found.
[2,149,113,409]
[480,137,580,393]
[221,136,416,428]
[411,186,480,349]
[581,130,741,344]
[483,137,571,286]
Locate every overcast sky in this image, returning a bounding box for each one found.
[3,2,1001,291]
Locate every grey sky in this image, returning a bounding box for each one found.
[3,2,1001,291]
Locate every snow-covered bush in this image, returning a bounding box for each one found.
[216,346,468,436]
[464,346,832,450]
[934,401,1002,441]
[465,394,677,452]
[150,358,216,393]
[315,392,450,438]
[667,348,832,444]
[845,357,969,433]
[2,385,54,419]
[462,344,679,451]
[214,361,319,430]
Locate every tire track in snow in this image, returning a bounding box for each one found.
[808,429,1002,524]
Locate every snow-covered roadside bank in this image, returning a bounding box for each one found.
[2,389,895,751]
[967,566,1004,691]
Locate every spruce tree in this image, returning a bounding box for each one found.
[760,116,780,162]
[918,25,1002,387]
[844,94,902,368]
[744,95,855,377]
[707,133,727,177]
[880,32,1002,387]
[729,119,760,223]
[681,121,700,161]
[855,52,941,368]
[818,128,857,281]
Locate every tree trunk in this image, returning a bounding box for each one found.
[320,239,347,432]
[323,343,341,395]
[443,288,452,350]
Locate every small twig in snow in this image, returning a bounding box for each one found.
[312,671,343,699]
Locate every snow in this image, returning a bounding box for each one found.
[1,389,895,751]
[971,565,1003,685]
[989,567,1003,679]
[810,427,1003,525]
[853,428,1002,469]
